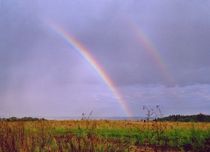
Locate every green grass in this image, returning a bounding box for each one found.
[50,125,210,148]
[1,120,210,151]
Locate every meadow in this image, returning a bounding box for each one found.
[1,120,210,152]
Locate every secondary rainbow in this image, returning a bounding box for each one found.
[48,22,132,116]
[129,21,175,85]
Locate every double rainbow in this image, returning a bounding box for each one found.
[48,23,132,116]
[47,19,177,117]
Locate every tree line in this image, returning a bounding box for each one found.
[157,113,210,122]
[0,117,45,121]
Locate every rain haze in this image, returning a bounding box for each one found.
[1,0,210,118]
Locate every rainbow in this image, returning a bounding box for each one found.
[48,23,132,116]
[129,21,175,85]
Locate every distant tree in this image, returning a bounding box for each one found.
[81,113,86,120]
[158,113,210,122]
[1,117,45,121]
[196,113,205,122]
[81,111,93,120]
[143,105,154,121]
[143,105,163,121]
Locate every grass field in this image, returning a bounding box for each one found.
[1,120,210,152]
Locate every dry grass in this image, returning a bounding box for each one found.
[0,120,210,151]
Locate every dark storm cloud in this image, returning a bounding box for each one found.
[0,0,210,117]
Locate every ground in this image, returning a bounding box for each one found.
[0,120,210,151]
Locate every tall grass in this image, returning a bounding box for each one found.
[1,120,210,151]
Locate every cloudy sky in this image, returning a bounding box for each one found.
[0,0,210,118]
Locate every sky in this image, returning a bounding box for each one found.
[0,0,210,118]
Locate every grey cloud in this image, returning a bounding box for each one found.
[0,0,210,117]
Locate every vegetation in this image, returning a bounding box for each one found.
[0,117,45,122]
[1,119,210,151]
[157,113,210,122]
